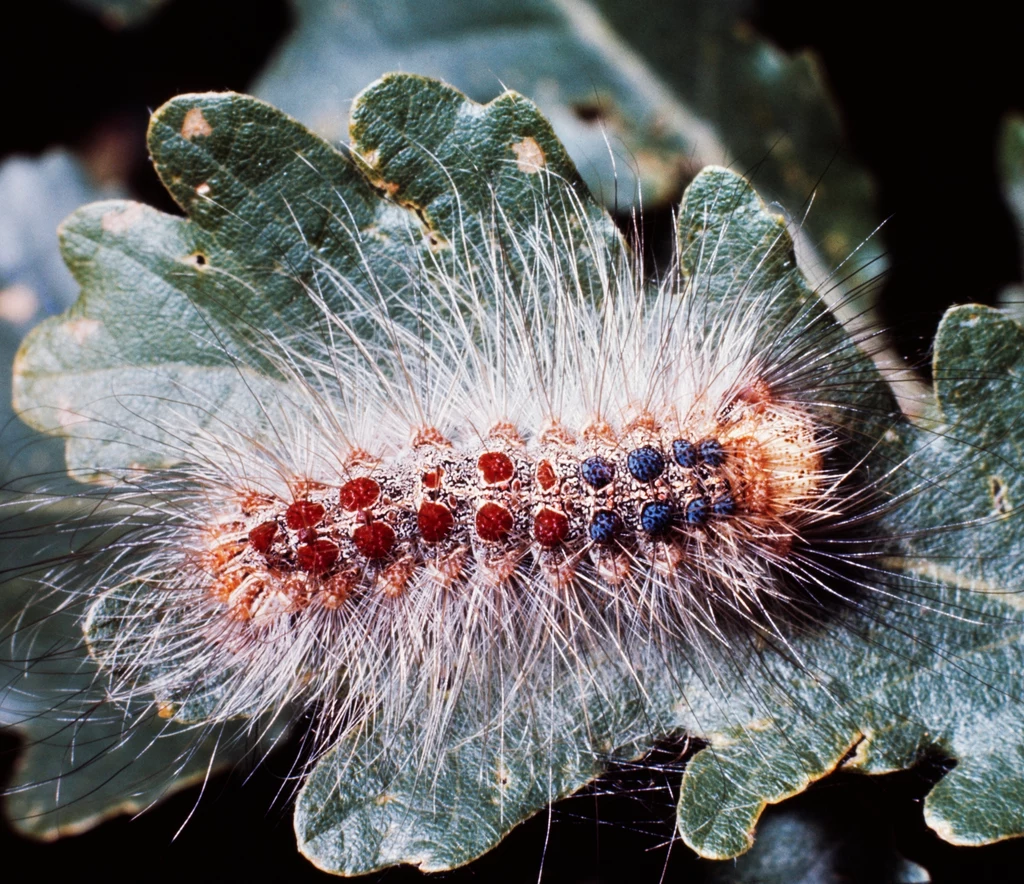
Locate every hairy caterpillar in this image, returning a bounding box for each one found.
[2,75,1022,879]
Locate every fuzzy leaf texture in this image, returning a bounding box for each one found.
[9,76,1024,873]
[0,152,284,839]
[254,0,723,211]
[0,514,286,838]
[253,0,881,274]
[252,0,886,336]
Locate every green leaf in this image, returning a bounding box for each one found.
[287,167,973,875]
[678,165,897,435]
[0,151,112,487]
[594,0,882,271]
[14,81,609,480]
[8,78,632,855]
[13,91,405,478]
[896,305,1024,592]
[295,652,675,874]
[347,74,609,241]
[10,79,1024,874]
[0,153,236,839]
[254,0,726,210]
[84,586,250,724]
[0,513,280,839]
[253,0,884,321]
[676,301,1024,858]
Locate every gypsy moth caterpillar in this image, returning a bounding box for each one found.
[1,77,1022,880]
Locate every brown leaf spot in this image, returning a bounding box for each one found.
[424,230,448,252]
[990,475,1012,516]
[512,137,546,173]
[67,318,102,344]
[181,108,213,139]
[101,203,145,234]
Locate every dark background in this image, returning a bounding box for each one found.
[2,1,1024,881]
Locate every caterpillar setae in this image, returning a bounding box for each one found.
[2,75,1023,878]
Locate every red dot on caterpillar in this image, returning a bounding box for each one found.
[351,521,396,559]
[475,501,515,543]
[421,467,443,490]
[536,460,558,491]
[533,507,570,547]
[338,477,380,511]
[285,499,325,530]
[247,520,277,553]
[477,451,516,485]
[418,501,454,543]
[296,539,339,574]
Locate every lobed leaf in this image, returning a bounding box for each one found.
[254,0,725,211]
[0,514,279,839]
[8,77,1024,872]
[677,302,1024,858]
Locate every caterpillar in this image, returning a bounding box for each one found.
[2,75,1022,879]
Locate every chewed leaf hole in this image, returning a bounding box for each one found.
[424,231,447,251]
